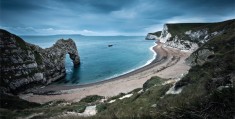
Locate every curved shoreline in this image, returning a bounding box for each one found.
[26,42,164,93]
[103,42,157,81]
[19,42,191,103]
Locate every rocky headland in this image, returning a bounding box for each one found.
[157,19,235,51]
[0,29,80,93]
[145,31,161,40]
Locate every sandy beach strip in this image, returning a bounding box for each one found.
[19,42,191,104]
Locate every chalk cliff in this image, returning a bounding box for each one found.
[147,19,235,52]
[0,29,80,93]
[145,31,161,40]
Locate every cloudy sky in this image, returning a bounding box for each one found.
[0,0,234,36]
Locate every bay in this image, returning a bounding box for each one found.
[21,35,155,85]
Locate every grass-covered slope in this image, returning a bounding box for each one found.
[0,93,40,110]
[162,27,235,118]
[0,94,105,118]
[166,19,234,40]
[166,23,209,37]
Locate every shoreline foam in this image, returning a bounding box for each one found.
[103,42,157,82]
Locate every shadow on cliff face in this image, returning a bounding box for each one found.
[55,56,81,85]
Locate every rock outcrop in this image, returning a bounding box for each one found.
[185,49,214,66]
[0,29,80,93]
[185,20,235,66]
[159,24,221,51]
[145,31,161,40]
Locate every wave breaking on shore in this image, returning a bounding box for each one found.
[101,42,157,82]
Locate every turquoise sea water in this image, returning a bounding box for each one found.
[21,35,156,85]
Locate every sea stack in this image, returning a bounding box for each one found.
[0,29,80,93]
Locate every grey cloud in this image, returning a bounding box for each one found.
[0,0,234,35]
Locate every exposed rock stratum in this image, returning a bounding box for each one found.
[0,29,80,93]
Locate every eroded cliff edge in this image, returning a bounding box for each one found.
[145,31,161,40]
[147,19,235,52]
[0,29,80,93]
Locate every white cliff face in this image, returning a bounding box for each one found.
[185,29,223,45]
[164,37,199,52]
[145,34,159,40]
[159,24,172,43]
[159,24,223,52]
[185,29,209,43]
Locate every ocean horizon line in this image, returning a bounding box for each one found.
[20,34,146,37]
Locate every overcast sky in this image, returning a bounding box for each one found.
[0,0,234,36]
